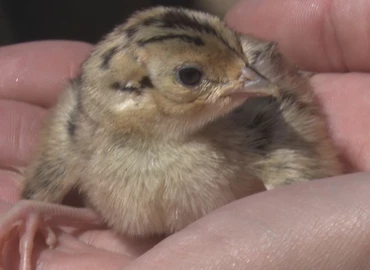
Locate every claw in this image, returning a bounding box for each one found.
[0,200,103,270]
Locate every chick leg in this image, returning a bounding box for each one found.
[0,200,103,270]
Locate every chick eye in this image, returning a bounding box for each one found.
[176,66,203,86]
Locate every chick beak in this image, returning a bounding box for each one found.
[241,66,270,92]
[223,67,273,99]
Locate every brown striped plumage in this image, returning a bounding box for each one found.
[19,6,343,237]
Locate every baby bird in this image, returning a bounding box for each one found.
[1,6,343,269]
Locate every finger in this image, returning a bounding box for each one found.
[0,41,92,108]
[2,228,132,270]
[226,0,370,72]
[124,172,370,269]
[0,100,47,168]
[37,252,128,270]
[78,230,161,257]
[0,171,21,203]
[36,232,132,270]
[311,73,370,171]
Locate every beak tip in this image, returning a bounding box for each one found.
[240,66,271,93]
[221,67,275,99]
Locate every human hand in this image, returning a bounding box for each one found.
[1,0,370,269]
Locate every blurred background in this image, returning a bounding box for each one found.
[0,0,239,46]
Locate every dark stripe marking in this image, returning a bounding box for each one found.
[139,76,154,88]
[141,10,217,36]
[162,10,220,36]
[67,113,77,139]
[137,34,204,46]
[142,17,160,26]
[67,75,83,140]
[101,46,118,69]
[141,10,242,57]
[125,26,138,38]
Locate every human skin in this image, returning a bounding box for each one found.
[0,0,370,269]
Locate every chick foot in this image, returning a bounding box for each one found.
[0,200,103,270]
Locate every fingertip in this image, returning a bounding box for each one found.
[226,0,370,72]
[226,0,332,71]
[0,170,22,204]
[0,100,47,168]
[0,40,93,108]
[310,73,370,171]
